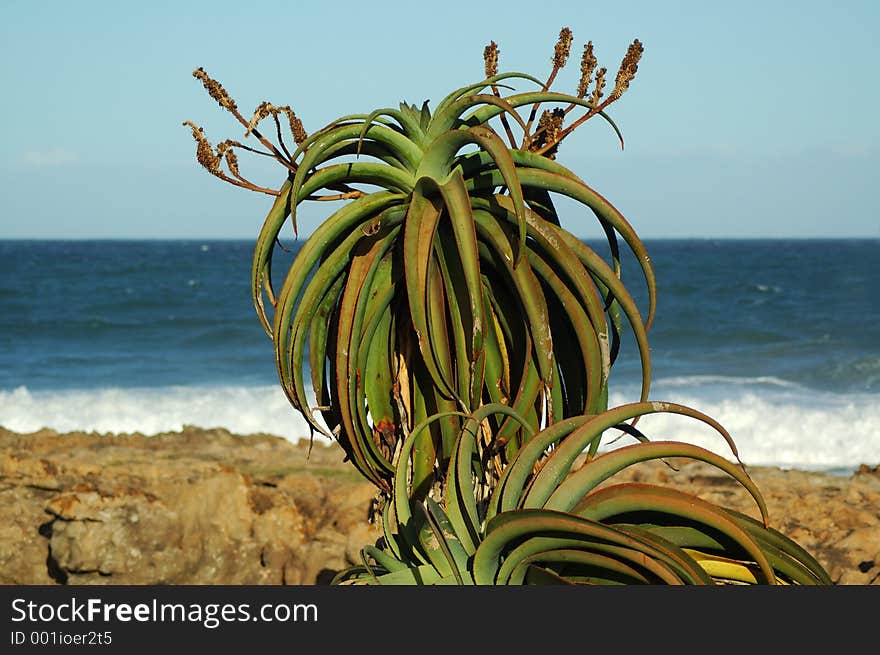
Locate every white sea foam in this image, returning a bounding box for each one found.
[1,379,877,472]
[607,377,880,472]
[0,385,328,445]
[649,375,802,390]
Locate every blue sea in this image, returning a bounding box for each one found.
[0,238,877,474]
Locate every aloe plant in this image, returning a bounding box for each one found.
[186,28,830,585]
[334,402,829,585]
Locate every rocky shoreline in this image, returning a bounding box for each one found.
[1,425,877,585]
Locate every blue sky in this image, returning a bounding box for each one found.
[1,0,877,239]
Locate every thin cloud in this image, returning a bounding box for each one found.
[20,149,79,168]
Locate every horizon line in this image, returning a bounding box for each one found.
[0,237,877,244]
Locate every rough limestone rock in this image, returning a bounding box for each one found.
[0,426,877,585]
[0,427,380,585]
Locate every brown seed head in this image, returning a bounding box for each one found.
[277,106,308,144]
[553,27,573,68]
[183,121,221,175]
[484,41,499,79]
[223,146,241,179]
[530,107,566,159]
[215,140,241,178]
[611,38,644,100]
[577,41,598,98]
[539,108,565,141]
[192,68,238,113]
[591,67,607,106]
[247,101,274,137]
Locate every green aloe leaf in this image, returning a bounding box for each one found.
[251,179,292,335]
[432,71,545,119]
[419,126,528,264]
[295,162,415,200]
[573,483,776,584]
[473,509,711,585]
[489,415,591,517]
[471,210,555,390]
[277,205,406,440]
[423,497,474,584]
[333,235,395,488]
[402,179,459,401]
[357,106,427,150]
[526,404,749,512]
[507,548,656,585]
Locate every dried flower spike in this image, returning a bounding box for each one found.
[577,41,598,98]
[530,108,566,159]
[183,121,221,175]
[591,66,607,106]
[247,101,275,137]
[192,68,238,113]
[553,27,573,68]
[217,140,242,179]
[484,41,499,79]
[278,106,308,144]
[246,102,307,145]
[611,39,644,100]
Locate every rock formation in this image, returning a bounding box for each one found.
[0,426,877,585]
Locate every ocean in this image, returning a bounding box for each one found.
[1,238,877,474]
